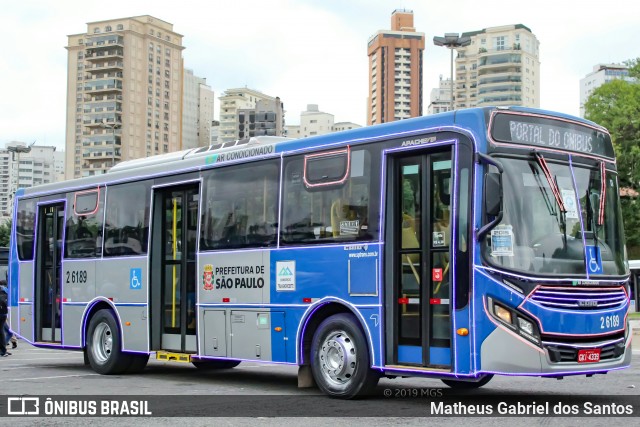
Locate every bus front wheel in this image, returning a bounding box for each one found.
[441,374,493,389]
[310,313,379,398]
[86,309,132,374]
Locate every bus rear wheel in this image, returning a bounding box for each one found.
[310,313,379,399]
[441,374,493,389]
[192,360,241,370]
[86,309,132,374]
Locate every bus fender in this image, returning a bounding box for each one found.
[80,297,122,349]
[296,297,376,367]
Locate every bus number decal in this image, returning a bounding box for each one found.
[66,270,88,284]
[599,315,620,330]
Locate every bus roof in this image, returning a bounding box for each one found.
[17,106,602,199]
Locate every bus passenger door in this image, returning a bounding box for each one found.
[35,203,65,343]
[389,151,452,368]
[152,185,199,353]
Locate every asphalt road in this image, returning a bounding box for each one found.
[1,342,639,426]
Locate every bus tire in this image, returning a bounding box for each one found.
[86,309,132,374]
[192,360,241,370]
[310,313,379,398]
[126,354,150,373]
[441,374,493,389]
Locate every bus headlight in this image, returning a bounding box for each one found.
[517,317,534,335]
[494,304,512,324]
[488,297,541,346]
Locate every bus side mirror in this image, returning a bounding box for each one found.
[484,172,502,217]
[476,153,504,239]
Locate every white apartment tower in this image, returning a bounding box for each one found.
[580,64,634,117]
[0,142,64,223]
[65,16,184,179]
[183,68,214,149]
[284,105,362,138]
[292,104,335,138]
[427,76,453,115]
[218,88,284,144]
[454,24,540,109]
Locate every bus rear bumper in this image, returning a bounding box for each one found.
[480,326,632,376]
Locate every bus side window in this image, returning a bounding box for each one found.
[104,181,151,257]
[200,160,279,250]
[432,155,451,247]
[281,149,374,243]
[65,188,104,259]
[17,199,37,261]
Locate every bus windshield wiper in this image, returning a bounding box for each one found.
[534,152,568,248]
[530,163,556,217]
[534,152,567,214]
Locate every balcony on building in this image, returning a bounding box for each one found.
[84,78,123,95]
[85,60,124,72]
[84,35,124,49]
[477,51,522,74]
[84,100,123,115]
[478,74,522,87]
[478,84,522,99]
[477,94,523,106]
[84,47,124,62]
[82,149,120,161]
[82,114,122,129]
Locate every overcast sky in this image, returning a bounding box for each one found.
[1,0,638,151]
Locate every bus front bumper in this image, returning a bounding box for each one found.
[479,325,632,376]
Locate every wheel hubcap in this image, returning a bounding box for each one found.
[92,322,112,364]
[318,330,357,386]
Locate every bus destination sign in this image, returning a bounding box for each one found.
[490,113,614,159]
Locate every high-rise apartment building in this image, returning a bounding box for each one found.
[253,98,284,138]
[580,63,635,117]
[183,68,214,149]
[0,142,64,223]
[367,9,425,125]
[65,16,184,179]
[210,120,220,145]
[454,24,539,109]
[218,88,284,144]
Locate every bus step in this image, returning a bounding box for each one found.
[156,351,192,363]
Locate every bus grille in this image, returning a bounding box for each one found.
[529,286,627,310]
[544,339,625,363]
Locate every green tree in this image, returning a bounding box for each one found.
[584,58,640,256]
[0,219,11,247]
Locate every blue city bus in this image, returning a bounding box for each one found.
[8,106,631,398]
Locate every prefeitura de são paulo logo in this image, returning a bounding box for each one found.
[203,264,214,290]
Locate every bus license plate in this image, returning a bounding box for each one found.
[577,349,601,363]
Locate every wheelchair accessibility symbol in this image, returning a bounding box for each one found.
[585,246,602,274]
[130,268,142,290]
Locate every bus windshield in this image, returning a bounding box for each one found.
[483,156,626,276]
